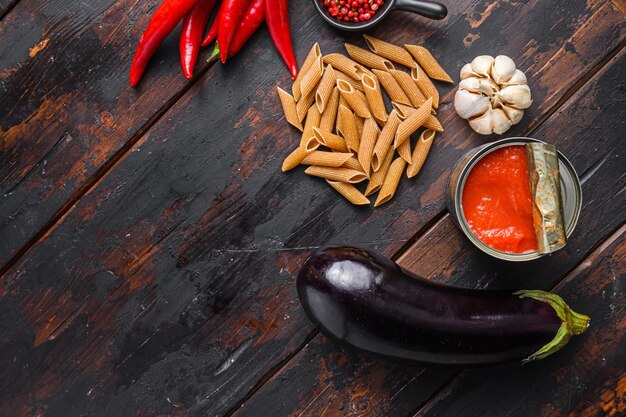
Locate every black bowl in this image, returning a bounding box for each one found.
[312,0,448,32]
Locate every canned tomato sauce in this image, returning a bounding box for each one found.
[447,137,582,262]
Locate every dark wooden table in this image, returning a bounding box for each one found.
[1,0,625,416]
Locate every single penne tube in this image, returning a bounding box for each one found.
[312,127,349,152]
[392,102,444,132]
[372,69,411,106]
[358,118,380,177]
[282,145,317,172]
[315,65,337,113]
[364,34,414,67]
[335,70,364,92]
[337,104,360,152]
[372,110,401,172]
[296,91,315,122]
[300,105,322,147]
[374,157,406,207]
[293,43,321,101]
[361,73,388,123]
[345,43,396,71]
[397,134,412,163]
[302,151,353,167]
[407,129,436,178]
[300,55,324,99]
[395,97,432,148]
[389,69,427,108]
[365,145,394,196]
[355,115,365,137]
[336,79,372,118]
[411,64,439,107]
[276,86,303,131]
[323,53,363,80]
[304,166,368,183]
[404,44,453,83]
[326,180,370,205]
[342,156,365,172]
[319,87,340,131]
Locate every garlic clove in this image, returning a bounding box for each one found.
[468,109,495,135]
[496,85,532,109]
[459,77,499,95]
[460,63,480,80]
[491,55,516,84]
[468,108,512,135]
[501,69,527,86]
[470,55,494,77]
[491,108,513,134]
[454,89,491,119]
[502,105,524,125]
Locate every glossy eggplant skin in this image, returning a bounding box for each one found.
[297,247,565,366]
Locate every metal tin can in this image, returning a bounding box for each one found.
[446,137,582,261]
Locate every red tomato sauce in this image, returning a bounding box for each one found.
[462,145,537,254]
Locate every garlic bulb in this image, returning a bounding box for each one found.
[454,55,532,135]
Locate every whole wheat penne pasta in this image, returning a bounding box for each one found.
[276,87,303,131]
[397,134,412,163]
[296,91,315,122]
[365,145,394,196]
[407,129,436,178]
[300,105,322,147]
[282,145,317,172]
[326,180,370,205]
[355,115,365,137]
[338,93,349,112]
[372,110,400,172]
[337,105,360,152]
[374,157,406,207]
[293,43,321,101]
[395,97,432,148]
[389,69,427,108]
[313,127,349,152]
[337,79,371,118]
[345,43,395,71]
[302,151,353,167]
[372,69,411,106]
[342,156,365,172]
[358,118,380,177]
[392,102,444,132]
[315,65,336,113]
[364,34,414,67]
[404,44,453,83]
[411,64,439,107]
[300,55,324,99]
[335,70,364,92]
[323,53,362,80]
[320,87,339,131]
[305,166,368,183]
[361,73,388,123]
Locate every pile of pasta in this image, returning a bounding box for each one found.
[277,35,453,206]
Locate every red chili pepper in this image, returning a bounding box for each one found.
[201,3,222,47]
[130,0,200,87]
[265,0,298,79]
[217,0,250,63]
[229,0,265,56]
[179,0,217,79]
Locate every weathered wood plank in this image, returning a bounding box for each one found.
[0,0,19,19]
[0,1,624,416]
[413,224,625,417]
[225,46,626,417]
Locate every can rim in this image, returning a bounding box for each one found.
[452,137,582,262]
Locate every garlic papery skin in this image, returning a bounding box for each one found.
[491,55,516,84]
[496,85,533,109]
[454,55,531,135]
[470,55,495,77]
[469,108,512,135]
[454,89,491,119]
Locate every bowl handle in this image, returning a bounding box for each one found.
[393,0,448,20]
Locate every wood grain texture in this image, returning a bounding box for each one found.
[0,0,624,416]
[225,45,626,417]
[0,0,19,19]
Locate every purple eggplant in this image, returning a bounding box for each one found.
[296,247,589,366]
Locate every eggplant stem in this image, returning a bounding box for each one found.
[514,290,590,363]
